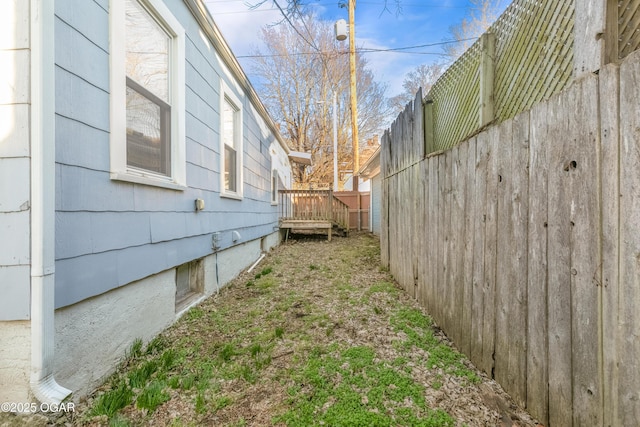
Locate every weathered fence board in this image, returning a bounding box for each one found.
[599,62,620,427]
[618,49,640,425]
[526,100,549,425]
[494,119,513,396]
[461,139,475,357]
[419,161,429,311]
[381,48,639,425]
[437,154,447,329]
[508,111,529,408]
[380,132,389,268]
[567,75,602,427]
[470,134,488,369]
[427,155,438,319]
[481,128,499,377]
[413,165,420,300]
[444,152,454,336]
[451,145,464,346]
[545,89,573,427]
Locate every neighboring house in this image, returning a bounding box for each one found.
[0,0,294,404]
[358,146,381,235]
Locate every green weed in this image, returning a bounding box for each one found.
[274,326,284,339]
[167,376,180,389]
[180,374,197,390]
[128,338,143,360]
[90,381,133,418]
[211,395,232,412]
[367,281,399,296]
[256,276,276,290]
[128,360,158,389]
[160,348,179,370]
[136,381,170,412]
[185,307,204,321]
[249,343,262,358]
[254,267,273,279]
[107,414,130,427]
[219,343,236,362]
[145,336,168,355]
[195,391,207,414]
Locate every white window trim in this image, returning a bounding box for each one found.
[220,81,243,200]
[109,0,186,190]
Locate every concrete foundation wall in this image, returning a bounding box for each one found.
[53,232,279,399]
[0,321,31,402]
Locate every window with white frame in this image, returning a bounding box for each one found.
[110,0,186,189]
[220,84,243,198]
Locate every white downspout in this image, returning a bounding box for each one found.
[30,0,72,403]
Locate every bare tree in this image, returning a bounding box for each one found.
[388,63,444,113]
[250,15,389,187]
[443,0,503,61]
[248,0,403,19]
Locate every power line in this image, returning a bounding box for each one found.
[270,0,323,53]
[358,37,477,52]
[235,37,474,58]
[204,0,470,10]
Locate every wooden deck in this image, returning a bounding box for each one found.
[278,190,350,240]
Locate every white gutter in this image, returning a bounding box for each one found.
[30,0,72,404]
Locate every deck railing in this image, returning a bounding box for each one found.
[278,189,349,230]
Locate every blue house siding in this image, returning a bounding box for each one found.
[55,116,110,171]
[52,0,288,309]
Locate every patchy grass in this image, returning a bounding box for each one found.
[277,345,454,427]
[54,233,536,427]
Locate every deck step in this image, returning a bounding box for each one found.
[279,219,347,241]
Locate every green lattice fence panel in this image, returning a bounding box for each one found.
[493,0,575,122]
[430,42,482,152]
[426,0,577,153]
[619,0,640,59]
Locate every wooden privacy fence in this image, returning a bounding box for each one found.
[333,191,370,230]
[380,52,640,426]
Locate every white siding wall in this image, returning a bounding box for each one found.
[0,0,33,403]
[0,0,31,321]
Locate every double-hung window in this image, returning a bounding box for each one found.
[110,0,185,189]
[220,83,243,198]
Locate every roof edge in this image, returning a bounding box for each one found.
[183,0,290,154]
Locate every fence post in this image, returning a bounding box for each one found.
[574,0,607,75]
[424,97,435,155]
[479,32,495,128]
[329,188,334,223]
[604,0,619,64]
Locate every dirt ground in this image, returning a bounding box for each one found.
[3,232,541,427]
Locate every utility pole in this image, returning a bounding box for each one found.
[333,91,338,191]
[348,0,359,192]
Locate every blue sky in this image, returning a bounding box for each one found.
[205,0,509,96]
